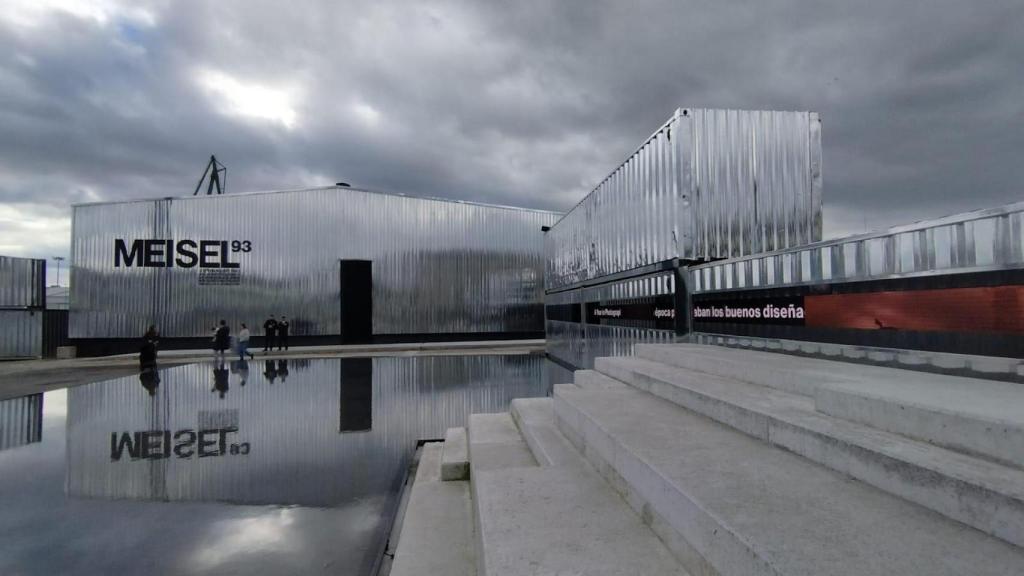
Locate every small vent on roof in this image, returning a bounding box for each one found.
[336,182,351,187]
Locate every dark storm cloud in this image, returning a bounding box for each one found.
[1,0,1023,266]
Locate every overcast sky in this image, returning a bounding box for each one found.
[1,0,1022,283]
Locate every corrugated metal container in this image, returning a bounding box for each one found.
[0,394,43,452]
[0,255,45,308]
[0,310,43,358]
[545,108,822,290]
[70,187,560,338]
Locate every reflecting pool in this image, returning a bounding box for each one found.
[0,354,554,576]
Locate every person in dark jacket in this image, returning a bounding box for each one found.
[140,325,159,370]
[263,315,277,352]
[213,319,230,359]
[277,316,290,351]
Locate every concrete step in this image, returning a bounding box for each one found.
[815,377,1024,468]
[509,398,581,467]
[442,427,470,481]
[594,354,1024,548]
[390,442,476,576]
[635,342,857,396]
[467,412,538,473]
[574,369,629,391]
[554,383,1024,576]
[470,408,690,575]
[639,343,1024,466]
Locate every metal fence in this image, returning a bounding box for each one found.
[691,202,1024,294]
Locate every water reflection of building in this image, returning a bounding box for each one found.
[0,394,43,452]
[65,355,548,506]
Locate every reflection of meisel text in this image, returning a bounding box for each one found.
[110,428,250,461]
[593,308,622,318]
[694,304,805,320]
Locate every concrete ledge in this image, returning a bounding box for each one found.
[815,379,1024,468]
[442,427,469,481]
[554,384,1024,576]
[574,369,629,391]
[390,443,475,576]
[688,334,1024,384]
[467,413,536,473]
[510,397,583,467]
[597,354,1024,549]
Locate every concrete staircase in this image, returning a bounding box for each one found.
[393,343,1024,575]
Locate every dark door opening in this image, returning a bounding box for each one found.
[339,260,373,344]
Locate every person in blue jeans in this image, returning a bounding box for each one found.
[237,323,255,361]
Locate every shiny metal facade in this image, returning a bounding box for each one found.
[0,310,42,358]
[691,201,1024,293]
[545,108,822,290]
[65,355,550,505]
[0,255,45,308]
[546,270,676,369]
[70,187,560,338]
[0,393,42,452]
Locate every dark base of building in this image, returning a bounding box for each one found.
[69,332,545,358]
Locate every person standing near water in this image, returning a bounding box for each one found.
[263,315,277,352]
[213,319,230,359]
[277,316,290,351]
[140,325,159,370]
[237,323,255,361]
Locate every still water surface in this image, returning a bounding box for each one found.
[0,354,554,576]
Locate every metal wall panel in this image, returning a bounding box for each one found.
[70,188,560,338]
[690,201,1024,294]
[0,310,42,358]
[545,108,822,290]
[0,255,45,308]
[0,394,43,452]
[545,270,676,369]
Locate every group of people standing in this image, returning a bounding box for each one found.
[261,315,290,352]
[138,316,294,372]
[212,315,290,360]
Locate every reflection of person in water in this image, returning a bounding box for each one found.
[213,361,230,398]
[263,360,278,383]
[139,368,161,396]
[232,359,250,387]
[277,359,289,383]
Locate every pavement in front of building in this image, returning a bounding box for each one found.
[0,340,546,401]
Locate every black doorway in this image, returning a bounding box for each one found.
[339,260,373,344]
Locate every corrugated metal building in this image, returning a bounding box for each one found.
[0,255,46,359]
[70,187,560,348]
[545,108,823,368]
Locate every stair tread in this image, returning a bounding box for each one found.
[555,383,1024,576]
[510,397,581,467]
[473,447,689,575]
[601,355,1024,498]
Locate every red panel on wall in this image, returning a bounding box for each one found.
[805,286,1024,334]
